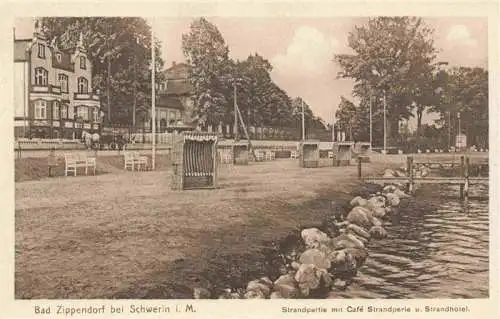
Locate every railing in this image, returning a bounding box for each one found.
[31,85,61,94]
[74,92,100,101]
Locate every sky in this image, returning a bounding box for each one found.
[14,17,488,127]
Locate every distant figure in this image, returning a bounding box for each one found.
[92,133,100,150]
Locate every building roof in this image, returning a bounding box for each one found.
[156,94,184,110]
[51,49,75,72]
[14,39,31,61]
[161,79,192,96]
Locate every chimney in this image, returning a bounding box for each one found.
[172,61,176,67]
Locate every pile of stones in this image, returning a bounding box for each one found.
[194,167,413,299]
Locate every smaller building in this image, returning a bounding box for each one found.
[13,19,101,139]
[150,61,195,132]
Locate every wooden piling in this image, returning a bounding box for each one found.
[358,157,362,179]
[407,156,414,194]
[464,157,470,200]
[460,156,465,199]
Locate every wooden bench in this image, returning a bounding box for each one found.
[124,151,148,171]
[64,154,96,176]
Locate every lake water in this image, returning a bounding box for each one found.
[337,183,489,299]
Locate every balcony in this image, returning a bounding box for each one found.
[31,84,61,94]
[74,92,100,101]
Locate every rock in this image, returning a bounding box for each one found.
[344,247,369,265]
[246,277,273,297]
[386,192,400,207]
[301,228,330,249]
[320,215,341,238]
[383,185,397,193]
[218,288,235,299]
[243,289,266,299]
[294,263,322,296]
[290,261,301,270]
[332,278,348,290]
[394,182,406,190]
[346,206,373,229]
[333,239,362,250]
[394,188,411,198]
[421,167,431,177]
[274,274,302,298]
[299,249,331,270]
[371,216,382,227]
[370,225,388,239]
[327,291,341,298]
[383,169,396,178]
[193,287,211,299]
[331,250,358,275]
[347,223,370,240]
[269,291,283,299]
[368,196,386,208]
[347,231,369,245]
[230,291,243,299]
[350,196,368,207]
[345,233,365,249]
[394,170,406,177]
[372,207,386,218]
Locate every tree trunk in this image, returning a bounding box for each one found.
[416,108,423,143]
[107,57,111,123]
[132,57,136,132]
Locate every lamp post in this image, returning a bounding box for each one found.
[383,89,387,153]
[371,69,387,153]
[369,92,373,150]
[151,22,156,170]
[301,99,305,141]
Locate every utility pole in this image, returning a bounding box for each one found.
[369,93,373,150]
[448,111,451,150]
[301,99,305,141]
[331,109,335,142]
[132,55,136,131]
[234,83,239,141]
[383,90,387,153]
[151,25,156,170]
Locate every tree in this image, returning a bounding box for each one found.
[182,17,233,126]
[335,17,438,143]
[435,67,488,148]
[42,17,165,126]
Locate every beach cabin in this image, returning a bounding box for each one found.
[333,142,354,166]
[171,132,218,190]
[299,140,320,168]
[232,141,250,165]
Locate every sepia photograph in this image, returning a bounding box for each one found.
[12,13,489,303]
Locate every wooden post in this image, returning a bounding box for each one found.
[407,156,414,194]
[460,156,465,199]
[358,157,362,179]
[464,156,469,200]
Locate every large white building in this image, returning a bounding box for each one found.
[14,20,101,139]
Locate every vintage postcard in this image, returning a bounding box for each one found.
[1,0,498,318]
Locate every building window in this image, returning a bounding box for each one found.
[92,107,99,122]
[77,106,88,121]
[53,101,60,120]
[80,56,86,70]
[34,100,47,119]
[37,43,45,58]
[56,53,62,62]
[58,74,68,93]
[77,77,88,93]
[34,67,48,86]
[61,104,68,119]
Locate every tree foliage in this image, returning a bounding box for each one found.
[335,17,439,141]
[182,17,327,133]
[42,17,165,125]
